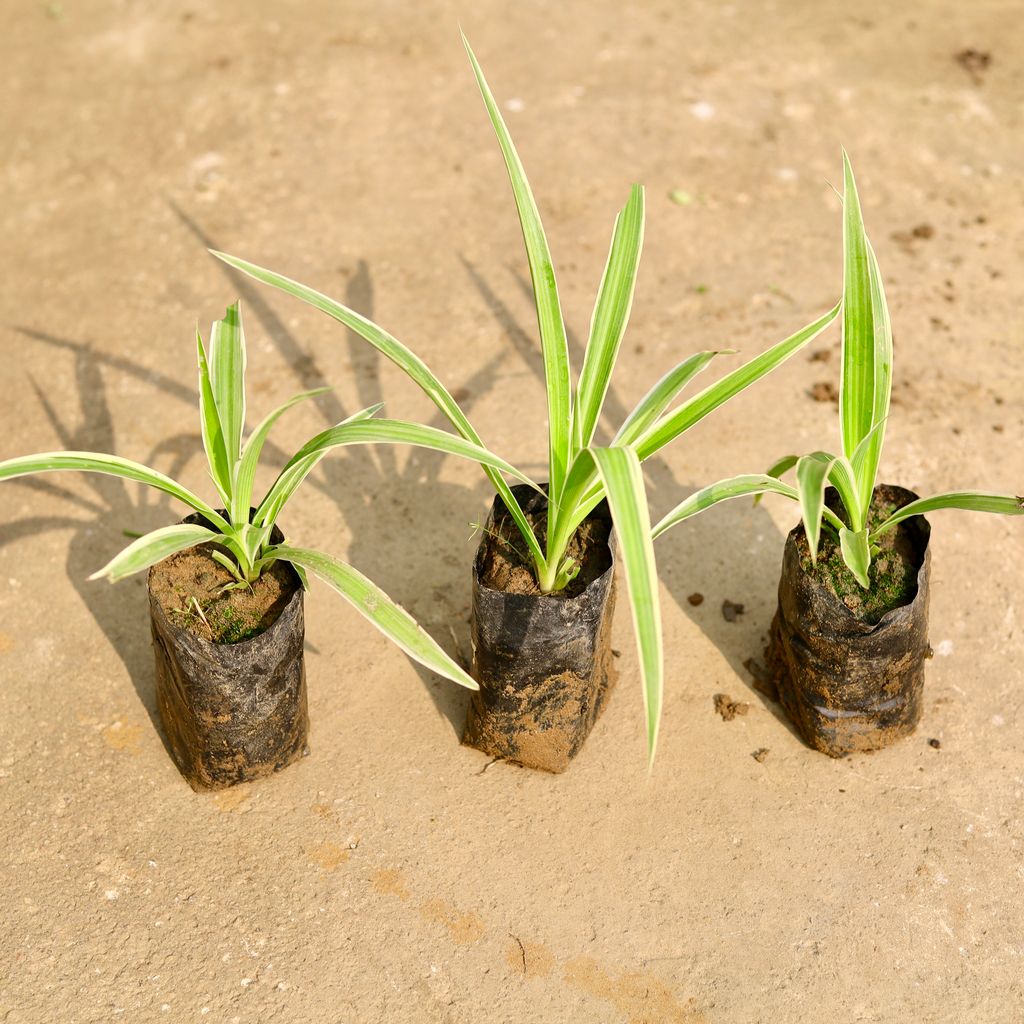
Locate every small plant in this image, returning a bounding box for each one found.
[0,302,540,688]
[209,35,840,760]
[653,153,1023,585]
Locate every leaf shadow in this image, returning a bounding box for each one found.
[0,337,201,755]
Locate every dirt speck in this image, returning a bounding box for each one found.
[687,592,705,606]
[928,738,942,749]
[101,720,143,754]
[721,599,745,622]
[714,694,749,721]
[372,868,411,901]
[307,842,349,873]
[955,48,991,83]
[809,381,839,403]
[752,748,770,763]
[418,899,485,944]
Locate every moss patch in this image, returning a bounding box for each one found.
[797,491,920,625]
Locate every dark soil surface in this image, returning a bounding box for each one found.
[478,502,612,598]
[149,544,298,643]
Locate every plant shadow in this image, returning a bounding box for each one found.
[0,340,200,753]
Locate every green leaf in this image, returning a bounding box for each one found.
[257,419,537,531]
[854,237,893,497]
[0,452,228,529]
[231,387,335,523]
[269,544,479,691]
[795,453,837,563]
[753,454,798,505]
[653,474,800,539]
[207,250,547,572]
[612,350,726,447]
[589,447,663,766]
[839,526,871,589]
[88,523,219,582]
[871,491,1024,541]
[209,302,247,467]
[196,327,232,507]
[825,456,864,530]
[635,303,841,460]
[574,184,645,451]
[462,32,572,504]
[839,152,876,461]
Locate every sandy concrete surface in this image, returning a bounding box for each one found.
[2,2,1023,1021]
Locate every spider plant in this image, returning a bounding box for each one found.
[0,302,545,690]
[652,153,1024,585]
[208,36,839,761]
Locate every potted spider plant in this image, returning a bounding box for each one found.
[653,154,1023,756]
[208,35,839,771]
[0,302,540,789]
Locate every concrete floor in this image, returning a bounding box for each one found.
[1,2,1022,1021]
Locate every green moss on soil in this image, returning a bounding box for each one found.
[798,491,920,625]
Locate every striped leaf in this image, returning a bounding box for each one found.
[209,302,247,466]
[635,303,841,460]
[589,446,663,765]
[871,491,1024,541]
[463,32,572,505]
[574,184,645,451]
[231,387,335,523]
[89,523,219,582]
[196,327,232,506]
[270,544,479,691]
[0,452,227,529]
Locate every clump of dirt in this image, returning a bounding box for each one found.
[713,693,749,721]
[687,592,704,606]
[721,599,745,622]
[809,381,839,403]
[752,748,769,763]
[798,491,920,625]
[150,543,298,644]
[954,47,991,84]
[478,501,612,598]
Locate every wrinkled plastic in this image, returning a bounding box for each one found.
[462,485,617,773]
[766,485,931,757]
[149,512,308,790]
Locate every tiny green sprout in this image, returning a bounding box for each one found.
[0,302,545,689]
[653,153,1024,589]
[207,35,839,762]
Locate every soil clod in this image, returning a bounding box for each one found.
[752,748,769,763]
[809,381,839,403]
[721,600,745,622]
[714,693,749,721]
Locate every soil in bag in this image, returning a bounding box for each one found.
[148,511,308,790]
[462,485,618,773]
[766,485,931,756]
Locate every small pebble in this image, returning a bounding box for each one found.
[687,592,704,606]
[752,748,769,763]
[928,738,941,749]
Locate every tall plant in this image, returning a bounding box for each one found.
[652,153,1023,580]
[209,37,838,761]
